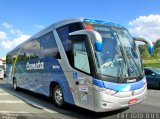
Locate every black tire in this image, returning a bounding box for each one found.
[52,85,65,107]
[13,78,18,91]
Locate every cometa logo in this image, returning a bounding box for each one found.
[26,61,44,70]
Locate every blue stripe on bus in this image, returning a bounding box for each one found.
[93,78,146,92]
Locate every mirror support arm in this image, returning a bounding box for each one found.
[133,37,154,54]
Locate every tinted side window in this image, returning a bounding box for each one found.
[9,49,19,64]
[30,39,41,59]
[7,48,23,64]
[73,42,90,74]
[57,23,82,51]
[18,47,25,62]
[17,39,41,62]
[40,32,60,58]
[6,54,12,64]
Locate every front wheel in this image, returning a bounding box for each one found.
[52,85,65,107]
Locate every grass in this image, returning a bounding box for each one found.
[142,59,160,68]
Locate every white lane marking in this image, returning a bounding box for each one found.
[0,93,10,95]
[0,100,24,104]
[0,111,29,113]
[0,89,5,92]
[25,99,58,113]
[43,108,58,113]
[0,86,58,114]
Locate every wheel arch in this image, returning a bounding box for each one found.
[49,79,75,105]
[49,81,63,97]
[12,77,16,85]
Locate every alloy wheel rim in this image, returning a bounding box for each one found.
[54,88,63,105]
[13,80,16,89]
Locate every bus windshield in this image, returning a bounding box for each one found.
[92,24,143,78]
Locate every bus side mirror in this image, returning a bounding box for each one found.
[133,37,154,54]
[69,30,103,52]
[95,41,103,52]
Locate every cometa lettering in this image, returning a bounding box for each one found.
[26,61,44,70]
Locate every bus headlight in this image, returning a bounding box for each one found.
[93,85,117,95]
[104,89,118,95]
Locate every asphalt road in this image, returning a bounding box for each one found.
[0,79,160,119]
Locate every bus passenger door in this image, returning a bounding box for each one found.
[70,35,94,110]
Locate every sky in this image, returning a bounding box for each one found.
[0,0,160,57]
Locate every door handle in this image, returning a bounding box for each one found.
[75,81,79,85]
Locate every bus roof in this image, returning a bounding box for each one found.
[53,18,125,28]
[83,18,125,28]
[7,18,125,54]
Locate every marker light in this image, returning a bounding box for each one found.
[85,25,93,30]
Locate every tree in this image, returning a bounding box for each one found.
[138,45,152,59]
[153,39,160,59]
[138,39,160,59]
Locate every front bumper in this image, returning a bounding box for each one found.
[94,83,147,112]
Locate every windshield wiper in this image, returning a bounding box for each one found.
[126,51,143,79]
[112,30,130,78]
[117,57,123,82]
[117,44,130,82]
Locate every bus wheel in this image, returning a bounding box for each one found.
[52,85,65,107]
[13,79,18,91]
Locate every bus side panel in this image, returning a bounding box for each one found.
[41,57,75,104]
[15,61,43,93]
[12,57,75,105]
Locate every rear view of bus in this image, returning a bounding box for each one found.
[6,18,153,112]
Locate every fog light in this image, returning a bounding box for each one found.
[102,101,107,106]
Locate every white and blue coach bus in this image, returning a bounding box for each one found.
[6,18,153,112]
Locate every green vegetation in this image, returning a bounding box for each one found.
[142,59,160,68]
[138,39,160,68]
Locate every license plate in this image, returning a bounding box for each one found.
[128,98,137,105]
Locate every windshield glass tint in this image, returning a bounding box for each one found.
[154,69,160,74]
[92,24,142,78]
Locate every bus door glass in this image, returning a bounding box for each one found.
[70,35,94,110]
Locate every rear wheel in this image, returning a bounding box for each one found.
[13,79,18,91]
[52,85,65,107]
